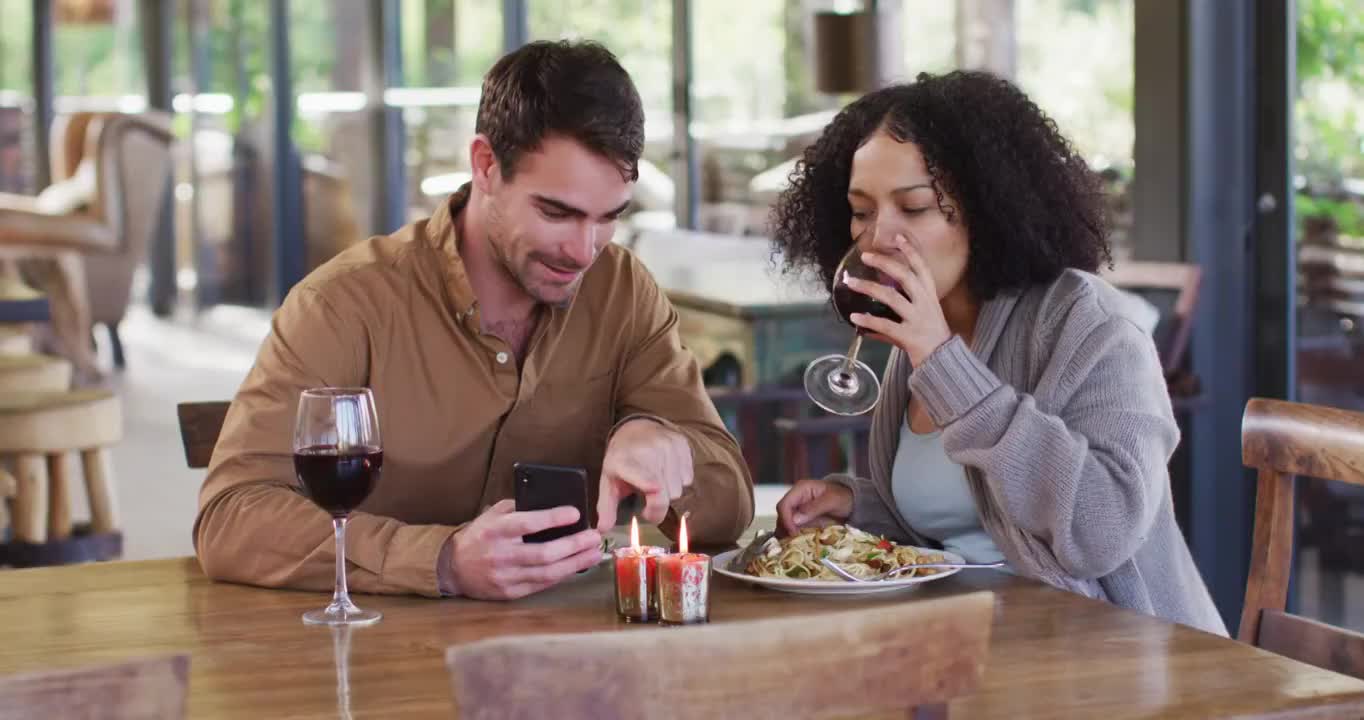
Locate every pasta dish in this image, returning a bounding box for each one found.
[744,525,945,581]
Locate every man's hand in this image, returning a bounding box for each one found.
[595,419,693,531]
[445,500,603,600]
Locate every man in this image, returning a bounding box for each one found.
[195,40,753,600]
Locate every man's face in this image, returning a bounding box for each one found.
[477,135,634,307]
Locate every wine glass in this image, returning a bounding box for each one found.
[294,387,383,626]
[803,230,904,415]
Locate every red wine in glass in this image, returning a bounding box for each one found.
[294,387,383,626]
[804,228,916,415]
[295,446,383,517]
[831,282,902,325]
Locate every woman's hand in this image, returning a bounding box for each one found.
[845,234,953,367]
[775,479,853,537]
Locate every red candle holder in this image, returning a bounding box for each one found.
[657,551,712,625]
[657,513,711,624]
[613,545,665,622]
[613,517,666,622]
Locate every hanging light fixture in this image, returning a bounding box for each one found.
[812,1,878,95]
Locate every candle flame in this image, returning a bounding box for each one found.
[679,513,689,554]
[630,516,640,551]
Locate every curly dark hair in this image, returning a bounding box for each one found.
[770,71,1111,300]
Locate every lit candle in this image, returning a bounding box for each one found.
[613,516,666,622]
[657,514,711,625]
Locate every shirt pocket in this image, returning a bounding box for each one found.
[520,370,617,465]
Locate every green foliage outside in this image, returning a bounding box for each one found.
[0,0,1355,218]
[1295,0,1364,237]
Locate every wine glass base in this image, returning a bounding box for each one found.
[804,354,881,416]
[303,601,382,627]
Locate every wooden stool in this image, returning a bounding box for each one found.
[0,354,72,393]
[0,389,122,567]
[0,329,33,355]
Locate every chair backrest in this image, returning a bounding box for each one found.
[1240,398,1364,679]
[1102,261,1202,375]
[90,112,176,327]
[447,591,994,720]
[774,414,872,482]
[50,112,103,184]
[177,401,231,469]
[0,654,189,720]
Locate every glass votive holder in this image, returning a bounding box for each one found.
[613,545,666,622]
[657,552,711,625]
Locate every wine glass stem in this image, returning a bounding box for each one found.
[332,517,352,610]
[841,333,864,375]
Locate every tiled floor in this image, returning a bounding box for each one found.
[102,304,273,560]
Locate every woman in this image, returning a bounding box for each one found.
[770,71,1225,635]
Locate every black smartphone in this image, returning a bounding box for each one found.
[512,462,591,544]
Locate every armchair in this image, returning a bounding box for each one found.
[0,111,174,373]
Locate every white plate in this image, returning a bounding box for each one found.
[712,547,964,595]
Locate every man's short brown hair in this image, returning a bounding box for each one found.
[476,40,645,182]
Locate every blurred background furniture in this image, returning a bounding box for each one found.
[0,388,123,567]
[0,654,188,720]
[0,111,174,373]
[1240,398,1364,680]
[629,228,887,485]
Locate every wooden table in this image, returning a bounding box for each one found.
[4,555,1364,719]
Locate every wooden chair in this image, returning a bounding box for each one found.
[1240,398,1364,680]
[0,389,123,566]
[0,654,189,720]
[1293,340,1364,620]
[706,385,806,484]
[774,413,871,483]
[446,591,995,720]
[176,401,231,470]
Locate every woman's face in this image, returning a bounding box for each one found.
[847,127,970,301]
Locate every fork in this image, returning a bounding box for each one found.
[820,557,1006,582]
[727,530,775,572]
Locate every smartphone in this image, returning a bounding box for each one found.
[512,462,591,544]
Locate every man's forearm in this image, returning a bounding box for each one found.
[195,483,458,597]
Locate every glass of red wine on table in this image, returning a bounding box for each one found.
[803,227,909,416]
[294,387,384,626]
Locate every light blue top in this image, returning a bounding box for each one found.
[890,419,1007,566]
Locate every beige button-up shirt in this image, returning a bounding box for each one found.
[195,187,754,596]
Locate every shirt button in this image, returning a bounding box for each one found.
[495,352,509,365]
